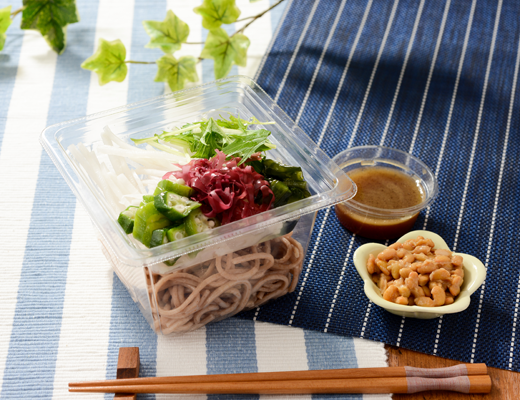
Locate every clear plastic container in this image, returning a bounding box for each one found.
[40,76,356,334]
[333,146,438,240]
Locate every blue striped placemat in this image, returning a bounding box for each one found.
[236,0,520,372]
[0,1,389,399]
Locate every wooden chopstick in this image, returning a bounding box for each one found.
[69,375,492,395]
[69,363,487,387]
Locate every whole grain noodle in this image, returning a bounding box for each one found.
[145,234,305,334]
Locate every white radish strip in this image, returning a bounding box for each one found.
[157,140,192,156]
[131,172,146,194]
[144,144,189,164]
[120,154,175,171]
[101,129,181,168]
[142,179,162,192]
[78,145,113,195]
[119,159,139,187]
[117,173,140,195]
[77,144,119,215]
[100,130,139,187]
[124,157,178,171]
[142,178,162,186]
[100,130,123,175]
[146,141,185,157]
[105,171,125,200]
[68,145,91,178]
[103,126,139,151]
[121,193,143,205]
[143,144,182,165]
[125,158,141,169]
[137,158,179,171]
[70,145,106,196]
[134,168,169,177]
[103,127,186,166]
[73,144,136,213]
[95,144,182,162]
[101,127,137,186]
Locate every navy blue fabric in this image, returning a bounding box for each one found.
[237,0,520,372]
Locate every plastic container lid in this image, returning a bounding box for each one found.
[40,76,356,267]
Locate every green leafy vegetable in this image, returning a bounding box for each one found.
[141,115,276,162]
[200,27,250,79]
[143,10,189,54]
[0,6,12,51]
[193,0,241,30]
[154,54,198,92]
[216,114,275,130]
[81,38,127,85]
[21,0,80,54]
[216,114,249,131]
[222,129,275,162]
[193,118,229,158]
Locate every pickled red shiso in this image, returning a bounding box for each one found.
[164,150,274,225]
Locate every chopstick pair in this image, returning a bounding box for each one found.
[69,364,491,395]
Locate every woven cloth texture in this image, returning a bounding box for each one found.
[0,1,391,399]
[236,0,520,372]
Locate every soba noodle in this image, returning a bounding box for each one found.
[145,234,305,334]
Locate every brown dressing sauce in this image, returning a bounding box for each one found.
[349,167,424,209]
[335,166,425,240]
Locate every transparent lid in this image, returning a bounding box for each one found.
[40,76,356,267]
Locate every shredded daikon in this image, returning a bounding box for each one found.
[68,126,192,217]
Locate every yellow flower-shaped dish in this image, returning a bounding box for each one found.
[352,230,486,319]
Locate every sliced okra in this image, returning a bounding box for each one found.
[154,191,201,222]
[117,206,139,234]
[153,179,195,198]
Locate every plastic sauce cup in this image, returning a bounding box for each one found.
[332,146,438,240]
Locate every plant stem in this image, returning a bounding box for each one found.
[11,6,25,18]
[233,0,286,36]
[125,60,156,64]
[185,41,205,45]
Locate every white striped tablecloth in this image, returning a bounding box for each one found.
[0,1,389,399]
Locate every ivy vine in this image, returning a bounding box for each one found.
[0,0,285,92]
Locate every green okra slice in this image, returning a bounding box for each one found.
[184,208,220,236]
[166,224,187,242]
[150,228,170,248]
[133,202,170,247]
[117,206,139,234]
[153,179,195,198]
[154,191,201,222]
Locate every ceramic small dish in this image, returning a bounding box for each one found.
[353,230,486,319]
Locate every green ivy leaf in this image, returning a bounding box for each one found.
[21,0,80,54]
[143,10,189,54]
[0,6,12,51]
[193,0,240,30]
[81,39,127,85]
[200,28,250,79]
[154,54,198,92]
